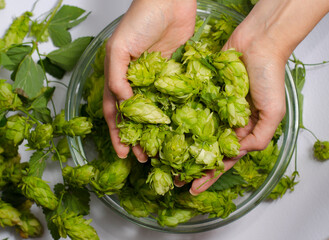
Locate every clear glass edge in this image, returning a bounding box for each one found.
[65,0,299,234]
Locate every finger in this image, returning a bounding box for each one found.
[190,169,221,196]
[105,40,134,101]
[132,145,148,163]
[103,87,130,159]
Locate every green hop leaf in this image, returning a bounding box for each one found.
[313,140,329,161]
[119,94,170,124]
[19,176,59,210]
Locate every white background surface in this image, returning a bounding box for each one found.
[1,1,329,240]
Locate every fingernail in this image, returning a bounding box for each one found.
[189,188,199,196]
[137,157,148,163]
[117,154,127,159]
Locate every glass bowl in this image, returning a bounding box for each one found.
[65,0,299,233]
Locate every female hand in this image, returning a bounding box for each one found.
[103,0,197,161]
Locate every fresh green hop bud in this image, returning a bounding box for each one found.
[91,157,132,196]
[212,15,236,46]
[176,190,237,218]
[117,120,143,146]
[172,105,198,134]
[176,159,208,183]
[52,110,66,135]
[86,75,104,119]
[157,208,196,227]
[52,137,71,162]
[154,74,200,100]
[182,41,212,63]
[30,21,49,42]
[27,123,53,150]
[200,80,221,111]
[0,11,32,50]
[313,140,329,161]
[119,94,171,124]
[16,212,43,238]
[146,166,174,196]
[19,176,58,210]
[63,164,96,188]
[159,133,190,170]
[249,140,279,172]
[63,117,93,137]
[218,128,240,158]
[0,0,5,9]
[185,59,213,83]
[0,200,22,227]
[0,79,22,109]
[119,186,159,218]
[189,140,224,168]
[217,94,251,128]
[53,211,99,240]
[127,51,166,86]
[267,174,298,200]
[194,17,212,39]
[213,49,249,98]
[191,108,219,142]
[140,125,167,157]
[0,114,30,146]
[159,59,183,77]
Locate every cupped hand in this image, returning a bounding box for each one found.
[103,0,197,161]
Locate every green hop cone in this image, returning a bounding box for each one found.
[16,212,43,239]
[159,59,183,77]
[154,74,201,101]
[249,140,279,172]
[176,159,208,183]
[53,211,99,240]
[119,94,170,124]
[19,176,58,210]
[189,140,224,168]
[267,174,298,200]
[159,133,190,170]
[52,110,66,135]
[185,59,213,83]
[27,123,53,150]
[52,137,71,162]
[200,79,221,111]
[119,186,158,218]
[217,128,240,158]
[140,125,167,157]
[191,108,219,142]
[0,114,30,146]
[182,41,212,63]
[0,200,22,227]
[86,75,104,119]
[157,208,197,227]
[176,190,237,218]
[0,11,32,50]
[91,157,132,197]
[62,117,93,137]
[117,120,143,146]
[212,48,249,98]
[127,51,166,87]
[0,79,22,109]
[212,15,237,46]
[217,94,251,128]
[172,105,198,134]
[0,0,5,9]
[313,140,329,161]
[63,164,96,188]
[146,166,174,196]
